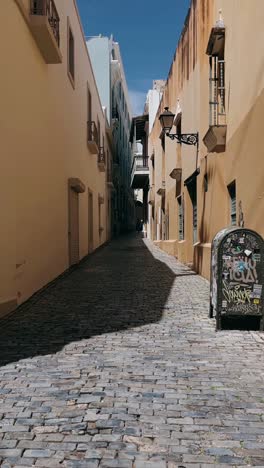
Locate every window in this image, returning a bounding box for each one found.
[68,21,75,84]
[107,149,111,182]
[228,181,236,226]
[165,208,169,240]
[187,179,197,244]
[97,118,101,147]
[87,85,92,122]
[160,131,165,151]
[206,21,226,127]
[98,199,101,236]
[209,55,225,126]
[178,195,184,241]
[204,173,208,192]
[176,118,182,138]
[30,0,61,64]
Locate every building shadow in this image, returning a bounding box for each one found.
[0,234,176,366]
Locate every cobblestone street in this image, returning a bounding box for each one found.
[1,235,264,467]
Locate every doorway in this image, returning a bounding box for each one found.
[88,191,94,253]
[68,188,79,266]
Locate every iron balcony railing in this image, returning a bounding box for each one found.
[131,155,149,187]
[131,155,149,175]
[31,0,60,46]
[98,147,106,165]
[209,56,226,126]
[87,121,99,147]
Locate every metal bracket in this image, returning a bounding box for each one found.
[166,132,199,146]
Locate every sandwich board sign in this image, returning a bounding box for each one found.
[210,227,264,330]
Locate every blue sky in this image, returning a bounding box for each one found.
[76,0,190,115]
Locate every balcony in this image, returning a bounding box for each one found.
[131,156,149,189]
[204,23,227,153]
[148,186,155,206]
[203,125,227,153]
[157,181,166,197]
[204,58,226,152]
[87,121,99,154]
[169,168,182,182]
[170,168,182,197]
[29,0,62,64]
[98,147,106,172]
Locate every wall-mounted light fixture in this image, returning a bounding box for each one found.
[159,107,199,146]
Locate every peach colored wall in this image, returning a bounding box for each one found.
[0,0,111,311]
[149,0,264,279]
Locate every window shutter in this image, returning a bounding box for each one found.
[193,203,197,243]
[178,196,184,241]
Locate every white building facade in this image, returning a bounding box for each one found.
[87,36,135,234]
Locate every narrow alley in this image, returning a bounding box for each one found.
[1,236,264,467]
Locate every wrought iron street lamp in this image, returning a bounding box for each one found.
[159,107,199,146]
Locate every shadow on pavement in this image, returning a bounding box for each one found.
[0,234,176,366]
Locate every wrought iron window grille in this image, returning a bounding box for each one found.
[31,0,60,46]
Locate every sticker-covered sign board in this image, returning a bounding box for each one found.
[210,228,264,330]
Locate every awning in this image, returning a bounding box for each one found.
[184,168,200,186]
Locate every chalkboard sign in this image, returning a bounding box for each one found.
[210,228,264,330]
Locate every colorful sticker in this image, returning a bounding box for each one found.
[244,249,252,257]
[253,284,262,299]
[222,255,231,260]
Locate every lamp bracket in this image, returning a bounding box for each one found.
[166,132,199,146]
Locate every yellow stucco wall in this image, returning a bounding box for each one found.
[0,0,111,312]
[149,0,264,279]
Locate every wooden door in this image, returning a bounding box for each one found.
[88,191,93,253]
[69,188,79,266]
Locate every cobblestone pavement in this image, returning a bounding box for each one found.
[1,235,264,468]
